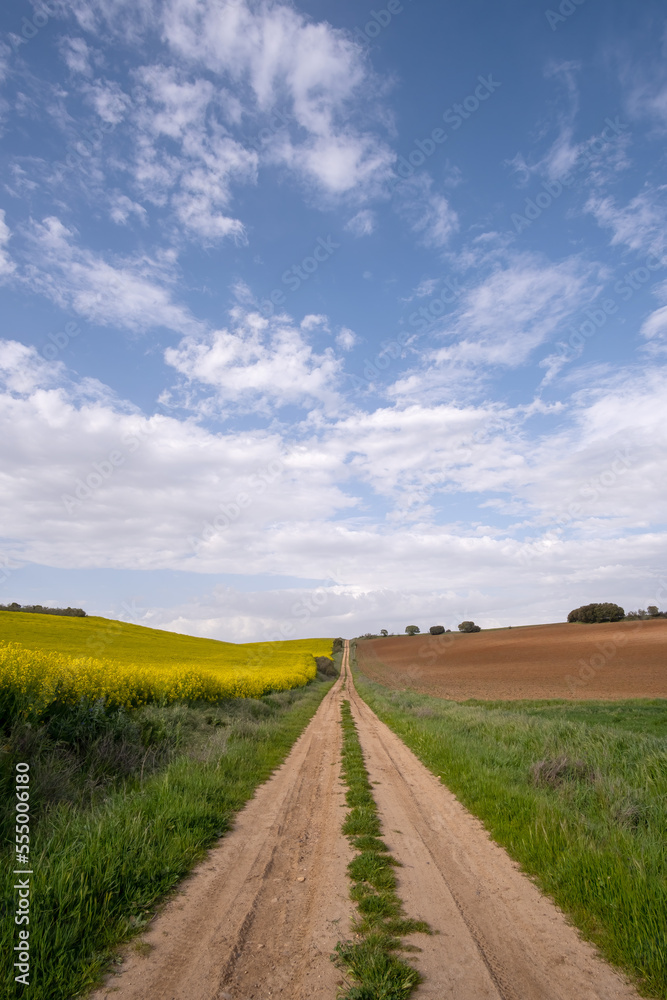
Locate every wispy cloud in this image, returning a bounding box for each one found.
[395,174,459,248]
[585,186,667,262]
[0,210,15,279]
[345,209,375,237]
[640,281,667,354]
[391,253,601,402]
[21,216,201,334]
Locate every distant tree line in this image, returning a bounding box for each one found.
[358,603,666,640]
[0,603,87,617]
[568,602,665,623]
[624,606,665,619]
[406,622,477,635]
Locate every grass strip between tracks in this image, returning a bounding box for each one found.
[1,678,334,1000]
[332,700,430,1000]
[352,657,667,1000]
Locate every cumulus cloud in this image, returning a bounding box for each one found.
[336,327,357,351]
[1,346,665,638]
[58,36,93,76]
[163,308,342,414]
[163,0,395,195]
[70,0,395,200]
[130,64,253,242]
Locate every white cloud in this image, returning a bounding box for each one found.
[585,187,667,262]
[414,278,438,298]
[0,41,10,84]
[108,192,148,226]
[58,36,93,76]
[449,256,595,362]
[131,64,254,242]
[76,0,395,198]
[506,60,631,196]
[0,340,64,395]
[392,254,600,397]
[1,347,665,638]
[336,327,357,351]
[300,314,329,332]
[70,0,158,41]
[163,308,342,414]
[507,61,581,185]
[628,80,667,132]
[345,209,375,238]
[395,174,458,248]
[276,131,394,198]
[136,65,215,140]
[22,217,201,335]
[619,40,667,134]
[0,210,15,278]
[84,79,132,125]
[640,283,667,354]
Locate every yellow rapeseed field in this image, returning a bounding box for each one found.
[0,635,334,716]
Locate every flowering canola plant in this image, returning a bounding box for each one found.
[0,637,333,716]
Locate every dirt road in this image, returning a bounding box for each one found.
[91,642,641,1000]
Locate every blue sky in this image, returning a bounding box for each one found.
[1,0,666,641]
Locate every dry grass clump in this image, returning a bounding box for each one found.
[530,755,596,788]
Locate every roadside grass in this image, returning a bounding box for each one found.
[1,676,333,1000]
[352,665,667,998]
[332,700,430,1000]
[463,698,667,738]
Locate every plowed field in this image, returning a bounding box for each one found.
[355,619,667,700]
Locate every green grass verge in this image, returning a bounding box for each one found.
[352,665,667,999]
[463,698,667,738]
[1,678,333,1000]
[332,700,430,1000]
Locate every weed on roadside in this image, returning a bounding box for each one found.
[332,701,430,1000]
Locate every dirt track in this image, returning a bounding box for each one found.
[91,642,641,1000]
[356,619,667,700]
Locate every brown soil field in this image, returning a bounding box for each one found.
[355,619,667,700]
